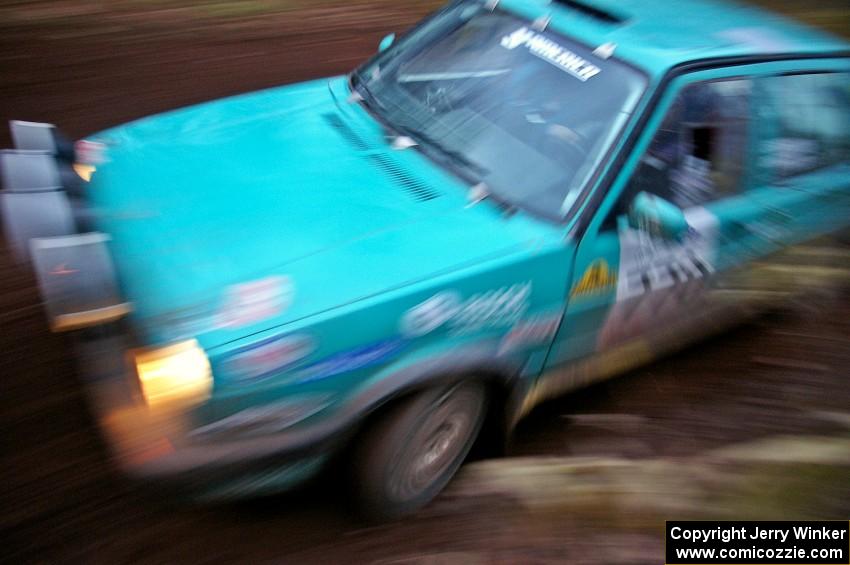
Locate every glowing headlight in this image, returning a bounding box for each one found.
[73,163,96,182]
[133,339,212,409]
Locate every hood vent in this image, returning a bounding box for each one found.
[323,112,372,152]
[323,113,440,202]
[367,153,439,202]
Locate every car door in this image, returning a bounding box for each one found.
[536,67,764,401]
[537,59,850,403]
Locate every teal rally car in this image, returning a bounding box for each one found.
[2,0,849,521]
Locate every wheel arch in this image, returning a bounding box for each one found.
[343,346,526,458]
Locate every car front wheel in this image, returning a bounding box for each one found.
[351,381,487,522]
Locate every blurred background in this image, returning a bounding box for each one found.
[1,1,849,563]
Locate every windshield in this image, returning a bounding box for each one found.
[352,1,646,221]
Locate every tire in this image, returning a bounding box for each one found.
[350,381,487,522]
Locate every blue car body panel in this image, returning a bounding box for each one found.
[43,0,848,496]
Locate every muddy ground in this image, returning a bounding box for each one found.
[1,2,849,563]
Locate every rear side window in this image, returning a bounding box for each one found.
[756,71,850,181]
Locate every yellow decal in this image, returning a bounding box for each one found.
[571,260,617,299]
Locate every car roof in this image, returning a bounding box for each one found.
[500,0,850,75]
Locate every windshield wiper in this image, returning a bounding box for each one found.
[348,75,517,215]
[350,72,476,173]
[386,122,522,214]
[391,122,488,178]
[465,182,519,215]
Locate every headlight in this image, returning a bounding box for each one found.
[73,163,96,182]
[133,339,212,409]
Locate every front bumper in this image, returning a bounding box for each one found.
[74,328,348,498]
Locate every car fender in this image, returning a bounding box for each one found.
[339,337,529,438]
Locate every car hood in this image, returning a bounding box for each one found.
[86,77,552,349]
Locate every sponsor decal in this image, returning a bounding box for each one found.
[75,139,107,165]
[616,207,718,301]
[402,292,462,337]
[221,334,315,383]
[402,282,532,337]
[296,338,407,383]
[570,260,617,299]
[500,26,602,82]
[217,276,293,329]
[597,207,719,350]
[498,311,562,355]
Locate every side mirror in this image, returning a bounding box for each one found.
[628,192,690,241]
[379,33,396,53]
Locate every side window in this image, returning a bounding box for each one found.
[755,72,850,182]
[617,78,752,215]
